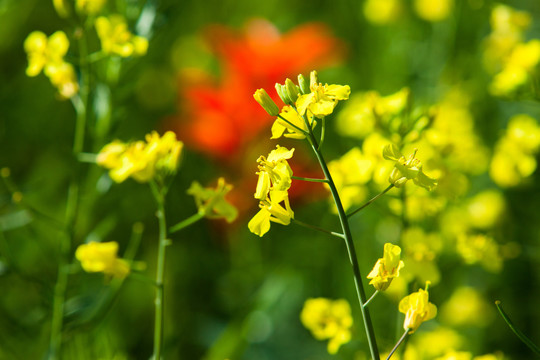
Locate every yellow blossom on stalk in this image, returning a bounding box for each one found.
[414,0,454,22]
[383,144,437,190]
[24,31,69,77]
[187,177,238,223]
[300,298,353,354]
[271,105,315,140]
[399,282,437,333]
[97,131,183,183]
[248,189,294,237]
[367,243,404,291]
[76,0,107,15]
[45,62,79,98]
[296,71,350,118]
[75,241,130,279]
[95,15,148,57]
[363,0,402,25]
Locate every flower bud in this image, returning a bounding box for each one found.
[310,70,319,89]
[253,88,280,116]
[275,83,292,105]
[298,74,310,94]
[285,78,300,103]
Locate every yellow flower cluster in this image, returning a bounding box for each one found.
[401,227,443,284]
[414,0,453,22]
[363,0,402,25]
[490,114,540,187]
[97,131,183,183]
[77,0,107,15]
[383,144,438,190]
[300,298,353,354]
[483,5,539,96]
[367,243,405,291]
[187,177,238,223]
[75,241,130,279]
[399,282,437,333]
[24,31,78,98]
[248,146,295,237]
[95,15,149,57]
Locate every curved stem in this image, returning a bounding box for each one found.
[303,117,380,359]
[169,212,204,234]
[495,301,540,355]
[151,181,168,360]
[347,184,394,219]
[363,290,379,308]
[292,218,344,238]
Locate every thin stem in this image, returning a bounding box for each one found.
[347,184,394,219]
[277,114,309,136]
[318,117,325,151]
[303,116,380,360]
[495,301,540,355]
[169,212,204,234]
[293,218,344,238]
[49,26,90,360]
[152,181,168,360]
[363,290,379,308]
[386,329,410,360]
[291,175,329,183]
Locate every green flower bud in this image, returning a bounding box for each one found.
[275,83,292,105]
[298,74,310,94]
[253,88,280,116]
[285,78,300,103]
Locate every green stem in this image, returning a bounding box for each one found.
[49,26,90,360]
[303,119,380,360]
[347,184,394,219]
[291,175,328,183]
[169,212,204,234]
[363,290,379,308]
[152,181,168,360]
[317,117,325,151]
[386,329,409,360]
[495,301,540,356]
[292,218,344,238]
[277,114,309,136]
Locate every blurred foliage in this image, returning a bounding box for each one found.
[1,0,540,359]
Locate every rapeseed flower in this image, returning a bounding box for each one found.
[296,70,350,118]
[24,31,69,77]
[187,177,238,223]
[300,298,353,354]
[95,15,148,57]
[383,144,437,190]
[45,62,79,98]
[248,189,294,237]
[367,243,404,291]
[75,241,130,279]
[399,282,437,333]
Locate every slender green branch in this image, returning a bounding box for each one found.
[347,184,394,219]
[495,301,540,355]
[301,114,380,360]
[317,117,325,151]
[386,329,409,360]
[363,290,379,308]
[151,181,168,360]
[169,212,205,234]
[291,175,329,183]
[292,218,344,238]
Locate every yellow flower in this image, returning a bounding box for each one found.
[187,177,238,223]
[296,71,350,118]
[248,189,294,237]
[45,62,79,98]
[363,0,402,25]
[383,144,437,190]
[95,15,148,57]
[271,105,315,140]
[367,243,405,291]
[300,298,353,354]
[399,282,437,333]
[75,241,130,279]
[24,31,69,77]
[76,0,107,15]
[255,145,295,199]
[97,131,183,183]
[414,0,453,22]
[456,234,503,273]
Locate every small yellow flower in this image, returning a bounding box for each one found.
[296,70,351,118]
[24,30,69,77]
[367,243,405,291]
[97,131,183,183]
[248,189,294,237]
[75,241,130,279]
[300,298,353,354]
[76,0,107,15]
[414,0,454,22]
[187,177,238,223]
[383,144,437,190]
[363,0,402,25]
[255,145,295,199]
[95,15,148,57]
[45,62,79,98]
[399,282,437,333]
[271,105,315,140]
